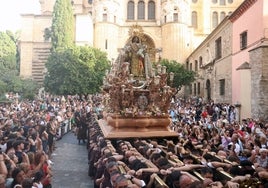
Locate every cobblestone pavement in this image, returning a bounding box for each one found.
[51,132,94,188]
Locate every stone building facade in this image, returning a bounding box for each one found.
[231,0,268,121]
[19,0,243,84]
[187,0,268,121]
[185,17,232,104]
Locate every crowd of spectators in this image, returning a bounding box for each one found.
[87,96,268,188]
[0,94,99,188]
[2,93,268,188]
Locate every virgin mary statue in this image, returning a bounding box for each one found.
[126,36,152,79]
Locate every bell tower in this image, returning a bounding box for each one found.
[93,0,122,60]
[161,0,193,63]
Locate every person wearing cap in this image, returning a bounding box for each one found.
[13,141,29,164]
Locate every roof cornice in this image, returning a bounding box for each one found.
[229,0,258,22]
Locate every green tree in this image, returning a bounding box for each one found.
[44,46,110,95]
[0,80,7,95]
[159,59,196,91]
[0,31,38,99]
[20,78,39,100]
[0,31,17,71]
[45,0,110,95]
[92,48,112,91]
[51,0,74,52]
[0,31,18,97]
[6,30,21,71]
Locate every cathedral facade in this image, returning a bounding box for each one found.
[19,0,243,84]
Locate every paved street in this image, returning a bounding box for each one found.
[51,132,94,188]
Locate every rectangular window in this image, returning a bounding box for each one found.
[103,13,107,22]
[189,84,192,95]
[215,37,222,60]
[219,79,225,95]
[173,13,178,22]
[240,31,247,50]
[186,62,189,70]
[197,82,201,95]
[190,63,192,71]
[194,83,197,95]
[220,0,226,5]
[191,11,197,28]
[105,39,108,50]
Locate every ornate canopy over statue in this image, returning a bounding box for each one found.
[99,25,177,138]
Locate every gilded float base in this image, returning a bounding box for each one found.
[98,117,178,139]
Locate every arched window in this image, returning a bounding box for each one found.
[191,11,198,28]
[138,1,145,20]
[186,61,189,70]
[199,56,203,67]
[189,84,193,95]
[148,1,155,20]
[220,12,226,21]
[220,0,226,5]
[127,1,135,20]
[103,13,107,22]
[194,60,198,71]
[173,13,178,22]
[212,11,218,28]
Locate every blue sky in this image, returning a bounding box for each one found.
[0,0,40,32]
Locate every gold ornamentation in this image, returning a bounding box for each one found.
[128,24,146,43]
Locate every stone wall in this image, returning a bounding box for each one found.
[187,20,232,104]
[250,44,268,122]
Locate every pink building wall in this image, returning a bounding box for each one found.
[232,0,267,105]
